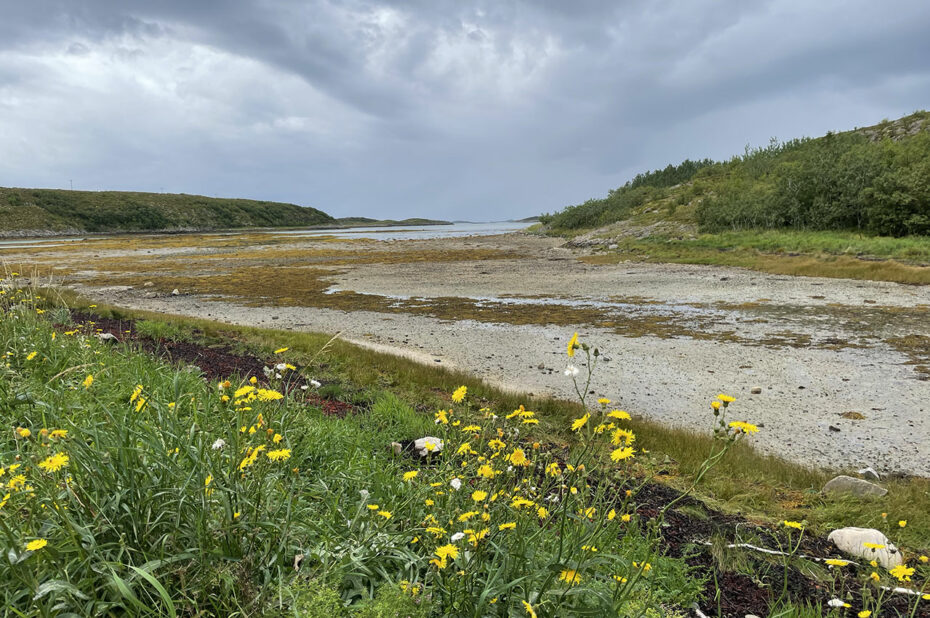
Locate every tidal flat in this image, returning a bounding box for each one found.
[5,229,930,474]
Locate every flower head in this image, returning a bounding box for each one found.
[571,413,590,432]
[567,332,579,357]
[728,421,759,434]
[451,386,467,403]
[38,453,69,473]
[25,539,48,552]
[559,569,581,586]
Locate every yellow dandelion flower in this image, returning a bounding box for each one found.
[367,504,379,510]
[858,611,871,618]
[234,385,255,398]
[522,600,537,618]
[82,375,94,389]
[451,386,467,403]
[783,521,803,530]
[559,569,581,585]
[15,427,31,438]
[898,520,906,528]
[610,446,635,462]
[25,539,48,551]
[728,421,759,434]
[256,389,284,401]
[403,470,418,482]
[567,332,579,357]
[607,409,631,420]
[498,522,516,531]
[863,542,885,550]
[472,490,488,502]
[274,347,289,354]
[507,448,529,466]
[597,397,610,405]
[477,464,496,479]
[376,510,392,519]
[824,559,849,567]
[571,413,590,432]
[267,448,291,462]
[889,565,914,582]
[38,453,69,473]
[26,351,37,361]
[718,394,735,403]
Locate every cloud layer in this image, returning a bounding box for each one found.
[1,1,928,219]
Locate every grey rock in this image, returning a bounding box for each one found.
[857,466,881,481]
[750,386,763,394]
[827,527,902,568]
[823,475,887,498]
[142,281,155,287]
[96,333,119,343]
[608,243,618,250]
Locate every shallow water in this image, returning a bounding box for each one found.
[0,221,530,248]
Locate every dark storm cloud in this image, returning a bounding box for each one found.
[0,0,928,219]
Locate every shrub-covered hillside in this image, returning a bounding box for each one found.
[542,111,930,237]
[0,187,334,235]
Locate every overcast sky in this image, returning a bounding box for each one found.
[1,1,928,220]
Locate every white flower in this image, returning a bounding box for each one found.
[275,373,282,379]
[827,599,846,608]
[450,478,462,491]
[211,438,226,450]
[310,379,321,388]
[564,365,580,377]
[275,362,287,371]
[450,532,465,542]
[300,385,309,391]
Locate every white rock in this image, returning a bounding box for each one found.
[750,386,762,394]
[827,527,903,569]
[857,466,881,481]
[96,333,119,343]
[413,436,443,457]
[823,475,887,498]
[171,288,180,296]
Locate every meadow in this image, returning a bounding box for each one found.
[1,275,929,616]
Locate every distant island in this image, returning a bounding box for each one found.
[0,187,449,238]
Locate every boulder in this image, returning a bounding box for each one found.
[413,436,444,457]
[857,466,881,481]
[750,386,763,394]
[827,527,902,568]
[823,475,887,498]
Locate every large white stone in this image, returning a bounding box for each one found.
[413,436,444,457]
[827,527,902,569]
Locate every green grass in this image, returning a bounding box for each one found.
[0,186,333,235]
[579,230,930,284]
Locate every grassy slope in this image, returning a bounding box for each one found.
[0,187,334,235]
[539,112,930,284]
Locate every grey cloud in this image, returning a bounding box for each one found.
[0,0,928,219]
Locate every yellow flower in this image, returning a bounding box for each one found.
[82,375,94,389]
[597,398,610,405]
[521,600,537,618]
[38,453,69,473]
[462,424,481,432]
[507,448,529,466]
[898,520,906,528]
[451,386,467,403]
[403,470,419,482]
[204,475,214,495]
[234,385,255,398]
[545,462,561,477]
[607,409,631,420]
[488,439,506,450]
[15,427,31,438]
[472,490,488,502]
[267,449,291,462]
[559,569,581,585]
[870,571,880,581]
[272,433,283,444]
[611,428,636,446]
[256,389,284,401]
[49,429,68,439]
[718,394,735,403]
[249,376,258,384]
[783,520,803,530]
[889,564,914,582]
[571,413,590,432]
[130,384,143,403]
[710,400,721,410]
[612,575,628,583]
[824,559,849,567]
[26,351,37,361]
[536,506,548,519]
[920,555,929,563]
[567,332,579,357]
[621,514,632,522]
[8,475,26,491]
[858,611,871,618]
[135,396,147,412]
[498,522,516,531]
[457,511,479,522]
[376,510,392,519]
[728,421,759,434]
[274,347,289,354]
[435,409,449,424]
[607,509,616,521]
[424,499,434,506]
[863,542,885,550]
[610,447,635,462]
[25,539,48,552]
[477,464,496,479]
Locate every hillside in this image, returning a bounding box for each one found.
[542,111,930,239]
[0,187,334,236]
